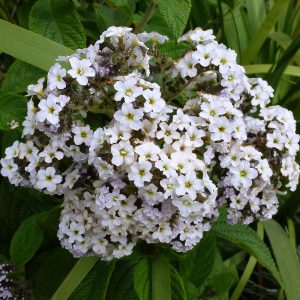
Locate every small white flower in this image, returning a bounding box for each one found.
[135,142,160,163]
[230,160,258,189]
[172,196,201,217]
[176,171,203,200]
[72,125,93,146]
[209,117,233,142]
[128,161,152,187]
[36,167,62,192]
[111,141,135,166]
[39,144,64,163]
[142,89,165,113]
[0,158,18,178]
[114,77,143,103]
[48,63,66,90]
[114,103,143,130]
[257,159,273,181]
[68,57,95,86]
[156,122,180,144]
[36,95,62,125]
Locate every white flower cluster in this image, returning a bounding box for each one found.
[0,263,26,299]
[1,26,299,260]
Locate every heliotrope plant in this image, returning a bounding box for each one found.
[1,26,299,262]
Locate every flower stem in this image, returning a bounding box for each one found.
[151,253,171,300]
[134,1,156,33]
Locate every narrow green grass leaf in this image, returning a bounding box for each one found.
[241,0,290,64]
[0,19,73,71]
[264,220,300,300]
[50,256,99,300]
[244,64,300,77]
[270,32,300,65]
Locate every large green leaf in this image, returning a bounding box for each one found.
[155,0,191,38]
[51,257,99,300]
[70,261,115,300]
[1,60,45,94]
[171,266,187,300]
[0,19,73,71]
[241,0,290,64]
[94,3,133,33]
[264,220,300,300]
[134,258,150,300]
[29,0,86,49]
[212,222,281,284]
[10,214,44,266]
[0,93,27,130]
[106,258,140,300]
[179,233,216,287]
[30,248,76,300]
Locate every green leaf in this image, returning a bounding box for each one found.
[29,248,76,300]
[0,19,73,71]
[266,34,300,89]
[244,64,300,77]
[157,40,190,59]
[1,60,45,94]
[94,3,132,33]
[264,220,300,300]
[241,0,290,64]
[0,93,27,130]
[270,32,300,65]
[106,258,140,300]
[179,233,216,287]
[171,266,187,300]
[155,0,191,38]
[134,258,150,300]
[212,222,281,284]
[29,0,86,49]
[70,261,116,300]
[50,257,99,300]
[10,214,44,266]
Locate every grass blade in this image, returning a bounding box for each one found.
[264,220,300,300]
[244,64,300,77]
[270,32,300,65]
[241,0,289,65]
[50,257,99,300]
[0,19,73,71]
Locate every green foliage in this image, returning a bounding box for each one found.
[29,0,86,49]
[29,248,76,300]
[0,93,27,130]
[134,258,150,300]
[106,258,140,300]
[0,19,73,71]
[51,257,99,300]
[1,61,45,94]
[264,220,300,300]
[152,0,191,39]
[69,260,115,300]
[179,233,216,287]
[10,214,44,266]
[212,222,281,284]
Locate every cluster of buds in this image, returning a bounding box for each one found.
[1,26,299,260]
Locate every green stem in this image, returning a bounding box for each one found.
[134,1,156,33]
[151,253,171,300]
[230,222,264,300]
[287,218,296,248]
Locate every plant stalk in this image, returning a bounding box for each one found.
[134,1,156,33]
[151,253,171,300]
